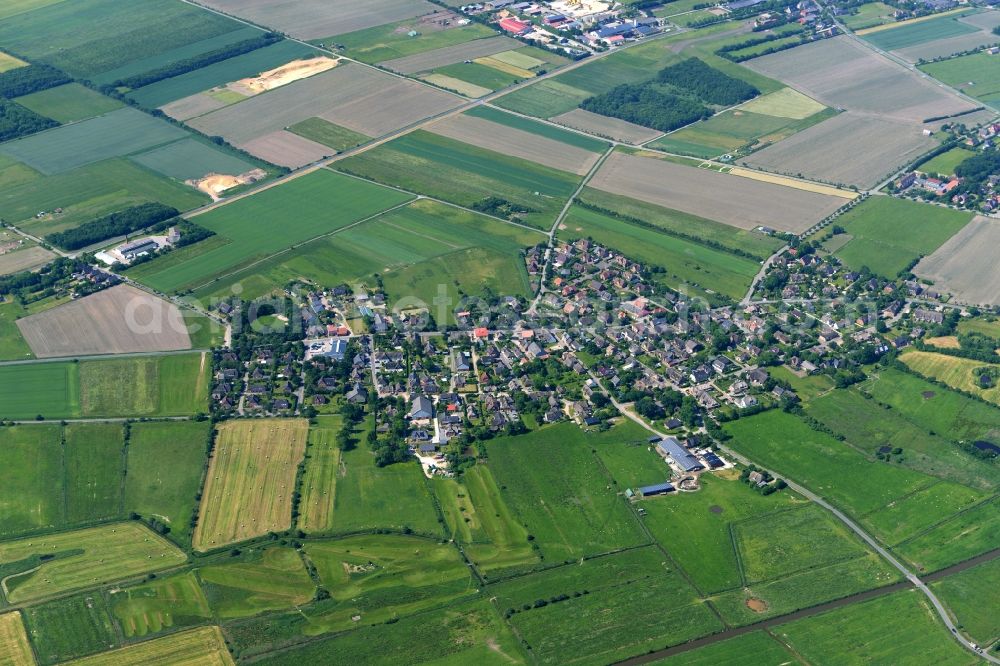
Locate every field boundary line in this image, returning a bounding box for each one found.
[889,494,999,549]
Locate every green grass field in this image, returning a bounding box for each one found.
[0,522,186,604]
[129,138,256,182]
[485,422,648,562]
[920,147,976,177]
[109,571,212,639]
[831,196,973,277]
[14,83,123,124]
[434,61,521,91]
[297,416,343,533]
[901,350,1000,406]
[841,2,896,30]
[958,317,1000,338]
[932,556,1000,647]
[0,425,64,537]
[130,169,412,293]
[863,11,979,51]
[336,130,580,230]
[465,105,609,152]
[0,157,208,236]
[63,625,232,666]
[650,630,802,665]
[774,589,977,665]
[125,421,210,546]
[0,361,79,420]
[288,117,370,153]
[640,475,805,593]
[330,20,498,63]
[24,593,119,665]
[0,298,33,361]
[894,498,1000,573]
[64,423,125,524]
[922,52,1000,105]
[198,547,315,618]
[300,534,475,632]
[560,204,760,302]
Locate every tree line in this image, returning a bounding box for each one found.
[581,83,711,133]
[657,58,759,106]
[0,62,70,98]
[0,99,57,142]
[45,202,180,250]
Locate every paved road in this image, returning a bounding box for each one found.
[740,244,788,306]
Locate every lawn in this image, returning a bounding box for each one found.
[484,422,648,562]
[299,534,475,632]
[0,298,33,361]
[194,419,308,551]
[336,130,581,230]
[14,83,123,123]
[297,415,343,533]
[640,475,805,593]
[64,422,125,524]
[0,522,186,604]
[560,204,760,302]
[109,571,212,639]
[920,147,976,177]
[958,317,1000,338]
[288,117,370,153]
[24,593,119,665]
[832,196,973,277]
[197,547,315,618]
[931,556,1000,647]
[774,589,978,665]
[922,52,1000,105]
[841,2,896,30]
[130,169,413,293]
[125,420,210,546]
[62,626,233,666]
[863,12,979,51]
[332,20,498,63]
[900,350,1000,406]
[0,424,63,537]
[769,364,835,400]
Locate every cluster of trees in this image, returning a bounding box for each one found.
[739,464,787,495]
[657,58,759,106]
[0,63,70,98]
[0,99,57,141]
[369,396,413,467]
[0,256,87,298]
[953,149,1000,193]
[45,202,179,250]
[472,196,536,220]
[581,83,711,133]
[111,33,281,91]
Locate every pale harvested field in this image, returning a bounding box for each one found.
[189,64,462,147]
[895,11,1000,62]
[63,626,233,666]
[739,112,935,189]
[229,56,338,95]
[16,284,191,358]
[915,215,1000,306]
[381,36,520,74]
[589,152,845,233]
[745,37,973,123]
[728,167,857,198]
[240,130,331,168]
[0,612,33,666]
[198,0,436,40]
[160,93,227,121]
[0,245,55,275]
[427,114,601,175]
[552,108,662,144]
[193,419,308,551]
[421,73,491,98]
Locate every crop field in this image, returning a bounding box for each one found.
[744,36,973,124]
[14,83,123,124]
[296,417,343,533]
[197,547,315,618]
[16,285,192,358]
[187,64,462,166]
[127,41,315,109]
[0,158,208,236]
[302,534,475,631]
[430,61,520,93]
[0,362,79,420]
[0,0,246,80]
[380,35,519,74]
[129,169,412,293]
[63,626,233,666]
[559,205,760,302]
[237,131,331,168]
[336,130,581,230]
[125,421,210,546]
[724,410,944,521]
[0,108,187,176]
[830,196,973,277]
[640,475,806,593]
[0,244,54,276]
[805,388,999,497]
[0,522,186,604]
[916,216,1000,306]
[485,422,647,561]
[894,11,1000,63]
[465,106,608,152]
[495,547,722,665]
[0,612,33,666]
[922,52,1000,106]
[901,350,1000,405]
[109,571,211,639]
[841,1,896,29]
[863,10,980,50]
[552,109,664,144]
[129,139,256,183]
[193,419,308,551]
[426,112,604,175]
[287,118,369,153]
[931,556,1000,647]
[588,152,845,234]
[773,590,977,665]
[0,424,125,537]
[335,18,497,64]
[25,593,119,664]
[738,112,936,189]
[77,353,210,418]
[895,498,1000,572]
